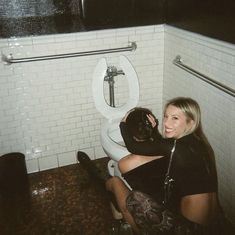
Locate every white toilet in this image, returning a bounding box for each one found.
[92,55,139,177]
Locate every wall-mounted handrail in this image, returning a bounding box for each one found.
[173,55,235,98]
[1,42,137,65]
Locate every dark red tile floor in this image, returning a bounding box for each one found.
[0,157,114,235]
[1,156,234,235]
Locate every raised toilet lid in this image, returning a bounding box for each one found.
[92,55,139,121]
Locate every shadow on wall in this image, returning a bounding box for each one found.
[82,0,165,27]
[0,0,165,38]
[165,0,235,44]
[0,0,86,37]
[0,0,235,45]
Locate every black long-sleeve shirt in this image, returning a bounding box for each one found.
[119,121,174,157]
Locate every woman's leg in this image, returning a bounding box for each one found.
[106,176,140,233]
[118,154,163,174]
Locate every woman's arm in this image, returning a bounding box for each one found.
[120,122,173,156]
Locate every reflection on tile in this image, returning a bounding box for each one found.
[0,157,113,235]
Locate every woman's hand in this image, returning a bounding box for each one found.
[147,114,158,128]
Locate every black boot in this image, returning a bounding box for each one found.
[76,151,107,185]
[77,151,120,212]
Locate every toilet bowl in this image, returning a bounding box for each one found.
[92,55,139,176]
[101,119,130,177]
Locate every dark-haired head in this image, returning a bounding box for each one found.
[126,107,155,142]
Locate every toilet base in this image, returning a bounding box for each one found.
[107,159,122,177]
[107,159,131,189]
[107,159,115,176]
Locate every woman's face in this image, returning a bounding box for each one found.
[163,105,194,139]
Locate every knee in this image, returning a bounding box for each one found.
[118,158,126,174]
[105,176,122,191]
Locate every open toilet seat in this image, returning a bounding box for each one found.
[92,55,139,179]
[92,55,139,121]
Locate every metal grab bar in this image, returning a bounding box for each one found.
[173,55,235,98]
[1,42,137,65]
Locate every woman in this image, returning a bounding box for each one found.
[106,97,224,234]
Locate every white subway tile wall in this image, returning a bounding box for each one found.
[0,25,164,173]
[164,25,235,223]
